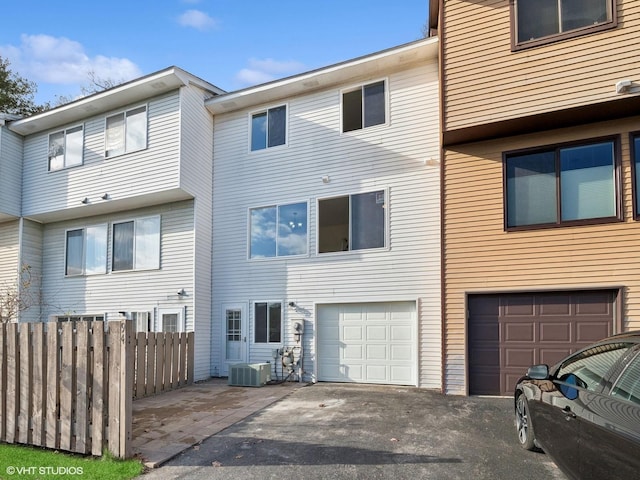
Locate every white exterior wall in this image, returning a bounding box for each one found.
[18,219,44,323]
[21,92,183,218]
[179,85,215,380]
[0,220,20,295]
[0,126,22,218]
[39,200,195,328]
[211,62,441,387]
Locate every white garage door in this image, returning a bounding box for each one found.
[317,302,416,385]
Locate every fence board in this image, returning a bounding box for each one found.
[6,323,17,444]
[163,333,172,391]
[135,333,145,398]
[179,334,187,387]
[45,323,58,449]
[154,333,164,393]
[145,333,155,397]
[75,322,89,453]
[120,321,133,458]
[91,321,105,456]
[107,324,121,456]
[31,323,45,446]
[18,323,30,444]
[187,332,194,385]
[60,322,73,451]
[0,323,5,441]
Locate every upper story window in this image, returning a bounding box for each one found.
[105,105,147,157]
[342,80,386,132]
[112,216,160,271]
[65,225,107,276]
[250,105,286,151]
[250,202,308,258]
[505,137,620,230]
[48,125,83,171]
[318,190,386,253]
[513,0,615,49]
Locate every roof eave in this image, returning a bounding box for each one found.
[205,37,439,115]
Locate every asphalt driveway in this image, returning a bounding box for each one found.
[138,383,566,480]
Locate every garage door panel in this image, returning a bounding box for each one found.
[318,302,416,386]
[469,290,615,395]
[503,295,535,316]
[504,322,534,342]
[540,322,571,342]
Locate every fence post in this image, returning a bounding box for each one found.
[91,321,105,456]
[119,320,133,458]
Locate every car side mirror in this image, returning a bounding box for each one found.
[558,373,582,400]
[527,364,550,380]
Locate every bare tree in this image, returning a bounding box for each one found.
[55,70,125,106]
[0,263,40,323]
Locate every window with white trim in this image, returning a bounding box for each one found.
[342,80,386,132]
[105,105,147,157]
[250,105,286,151]
[254,302,281,343]
[250,202,308,258]
[56,314,105,322]
[65,225,108,276]
[48,125,84,171]
[112,216,160,271]
[132,311,152,333]
[318,190,386,253]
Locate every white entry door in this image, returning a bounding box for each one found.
[224,304,247,374]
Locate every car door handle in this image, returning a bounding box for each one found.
[562,406,576,420]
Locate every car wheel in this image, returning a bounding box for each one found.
[515,393,536,451]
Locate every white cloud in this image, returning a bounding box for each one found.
[236,58,306,86]
[177,10,218,30]
[0,34,142,86]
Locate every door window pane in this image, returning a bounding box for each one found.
[611,353,640,405]
[162,313,178,333]
[557,343,631,392]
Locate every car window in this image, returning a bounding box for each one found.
[611,352,640,405]
[556,343,632,392]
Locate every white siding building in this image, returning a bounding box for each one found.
[5,68,224,380]
[207,38,441,387]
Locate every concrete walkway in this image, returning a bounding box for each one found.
[132,378,305,468]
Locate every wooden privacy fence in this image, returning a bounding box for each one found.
[0,320,194,458]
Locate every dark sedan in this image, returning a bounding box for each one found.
[514,331,640,480]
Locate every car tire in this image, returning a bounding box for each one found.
[515,392,537,451]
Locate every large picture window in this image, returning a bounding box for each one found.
[254,302,281,343]
[250,202,307,258]
[105,106,147,157]
[49,125,83,171]
[250,105,286,151]
[505,138,619,229]
[318,190,386,253]
[342,80,386,133]
[112,216,160,271]
[513,0,614,48]
[65,225,107,276]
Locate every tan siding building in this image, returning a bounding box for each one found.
[431,0,640,395]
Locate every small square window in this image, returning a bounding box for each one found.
[48,125,83,171]
[251,105,286,151]
[342,81,386,133]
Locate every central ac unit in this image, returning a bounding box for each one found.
[228,363,271,387]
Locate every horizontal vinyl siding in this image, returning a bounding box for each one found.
[443,116,640,395]
[0,220,20,289]
[22,92,182,216]
[0,128,22,216]
[18,219,44,322]
[442,0,640,130]
[179,85,214,380]
[212,63,441,387]
[40,200,195,331]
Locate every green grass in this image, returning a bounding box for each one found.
[0,443,144,480]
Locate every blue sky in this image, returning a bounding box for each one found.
[0,0,429,106]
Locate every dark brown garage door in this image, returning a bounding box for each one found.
[468,290,617,396]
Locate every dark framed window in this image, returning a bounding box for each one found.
[511,0,615,50]
[504,137,620,230]
[251,105,286,151]
[254,302,281,343]
[342,80,386,132]
[318,190,386,253]
[631,133,640,219]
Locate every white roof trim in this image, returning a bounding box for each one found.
[205,37,438,114]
